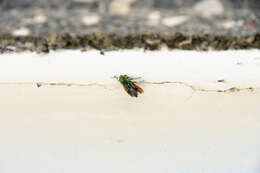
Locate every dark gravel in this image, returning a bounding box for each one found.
[0,32,260,53]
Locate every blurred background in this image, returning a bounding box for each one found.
[0,0,259,36]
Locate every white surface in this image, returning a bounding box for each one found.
[0,50,260,173]
[0,49,260,89]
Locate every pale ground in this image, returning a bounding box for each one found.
[0,50,260,173]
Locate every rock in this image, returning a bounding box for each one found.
[147,11,161,26]
[82,15,100,26]
[220,20,243,29]
[221,20,236,29]
[194,0,224,18]
[109,0,135,16]
[33,14,47,24]
[162,16,189,27]
[12,27,30,36]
